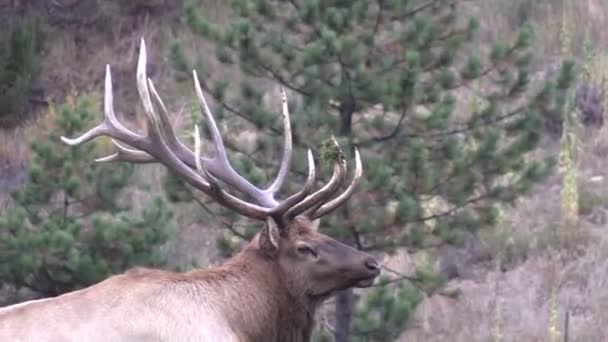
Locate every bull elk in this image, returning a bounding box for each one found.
[0,39,380,341]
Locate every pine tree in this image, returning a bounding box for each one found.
[174,0,574,340]
[0,95,174,298]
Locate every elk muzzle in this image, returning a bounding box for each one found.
[353,256,381,287]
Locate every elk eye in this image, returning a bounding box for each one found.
[296,244,318,257]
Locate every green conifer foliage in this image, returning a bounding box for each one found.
[175,1,573,339]
[0,96,173,297]
[352,278,422,342]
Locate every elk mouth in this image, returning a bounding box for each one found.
[353,277,376,288]
[307,270,381,301]
[353,272,380,288]
[307,275,378,300]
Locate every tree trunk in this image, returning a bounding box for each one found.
[338,100,354,137]
[334,288,354,342]
[333,94,356,342]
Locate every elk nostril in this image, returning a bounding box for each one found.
[364,258,380,272]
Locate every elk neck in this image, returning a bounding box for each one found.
[185,239,317,342]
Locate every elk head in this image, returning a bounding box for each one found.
[261,216,380,303]
[61,39,380,303]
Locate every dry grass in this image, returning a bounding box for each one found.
[396,100,608,340]
[398,244,608,341]
[0,90,62,166]
[479,121,608,262]
[476,0,608,63]
[0,128,30,167]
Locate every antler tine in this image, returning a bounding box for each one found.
[193,124,306,220]
[270,149,316,217]
[193,125,316,223]
[137,41,190,161]
[192,71,279,207]
[265,86,292,194]
[283,161,345,219]
[310,148,363,220]
[284,141,348,220]
[192,70,228,161]
[136,39,162,138]
[193,124,316,221]
[61,65,144,147]
[194,124,219,185]
[147,77,195,159]
[95,140,154,163]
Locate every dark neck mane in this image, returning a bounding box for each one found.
[188,242,317,342]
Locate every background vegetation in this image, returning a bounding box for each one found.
[0,95,174,297]
[1,0,608,340]
[173,1,572,339]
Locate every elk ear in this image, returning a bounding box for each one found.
[259,217,280,256]
[310,218,320,232]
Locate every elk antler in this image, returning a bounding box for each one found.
[61,38,362,223]
[62,38,317,221]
